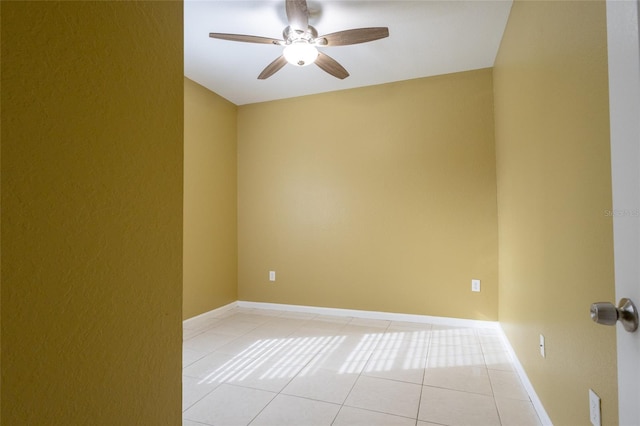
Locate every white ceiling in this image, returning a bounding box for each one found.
[184,1,513,105]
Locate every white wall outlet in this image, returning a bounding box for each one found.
[269,270,276,282]
[589,389,601,426]
[471,279,481,292]
[539,334,545,358]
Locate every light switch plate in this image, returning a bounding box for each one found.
[589,389,601,426]
[471,279,481,292]
[269,271,276,282]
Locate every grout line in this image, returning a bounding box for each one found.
[339,403,418,422]
[181,380,222,414]
[478,328,505,426]
[415,330,432,426]
[330,335,377,425]
[244,385,279,426]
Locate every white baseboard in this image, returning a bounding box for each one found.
[237,300,500,329]
[185,300,550,425]
[498,324,553,426]
[183,301,238,328]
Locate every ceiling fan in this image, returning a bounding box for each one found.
[209,0,389,80]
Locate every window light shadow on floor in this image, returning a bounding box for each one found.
[183,309,540,426]
[198,327,492,385]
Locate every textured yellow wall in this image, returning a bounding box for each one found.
[238,69,499,320]
[0,1,3,412]
[493,1,617,424]
[184,78,238,319]
[2,2,183,424]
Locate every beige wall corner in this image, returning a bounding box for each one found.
[238,69,499,321]
[1,2,183,424]
[184,78,238,320]
[493,0,617,424]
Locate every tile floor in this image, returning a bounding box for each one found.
[183,307,542,426]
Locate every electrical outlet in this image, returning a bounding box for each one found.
[269,271,276,282]
[539,334,545,358]
[471,279,481,292]
[589,389,601,426]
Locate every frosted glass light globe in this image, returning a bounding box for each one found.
[283,41,318,67]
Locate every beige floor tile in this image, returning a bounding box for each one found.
[383,327,432,342]
[315,333,378,353]
[250,394,341,426]
[282,367,359,404]
[182,330,237,353]
[340,325,390,337]
[484,350,515,371]
[183,348,208,368]
[244,324,299,338]
[278,310,317,320]
[217,335,311,362]
[488,369,529,400]
[479,334,506,350]
[495,397,542,426]
[182,375,219,412]
[183,384,275,426]
[224,313,273,325]
[183,328,205,341]
[182,350,259,382]
[427,351,486,369]
[431,325,478,335]
[215,334,282,357]
[363,348,426,384]
[429,342,484,357]
[477,327,501,336]
[348,317,392,328]
[423,365,492,395]
[224,360,306,393]
[305,348,373,374]
[297,324,348,336]
[182,420,207,426]
[289,323,346,336]
[388,320,433,331]
[209,319,261,336]
[419,386,501,426]
[345,375,422,418]
[333,406,416,426]
[375,336,431,356]
[252,347,317,368]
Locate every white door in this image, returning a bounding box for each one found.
[606,0,640,424]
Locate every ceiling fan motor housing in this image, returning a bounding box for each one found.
[283,25,323,44]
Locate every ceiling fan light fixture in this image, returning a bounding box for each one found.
[208,0,389,79]
[283,41,318,67]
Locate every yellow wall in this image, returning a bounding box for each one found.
[493,1,617,424]
[0,0,3,413]
[1,2,183,424]
[184,77,238,319]
[238,69,499,320]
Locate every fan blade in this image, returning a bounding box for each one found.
[286,0,309,32]
[315,52,349,79]
[318,27,389,46]
[258,55,288,79]
[209,33,283,45]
